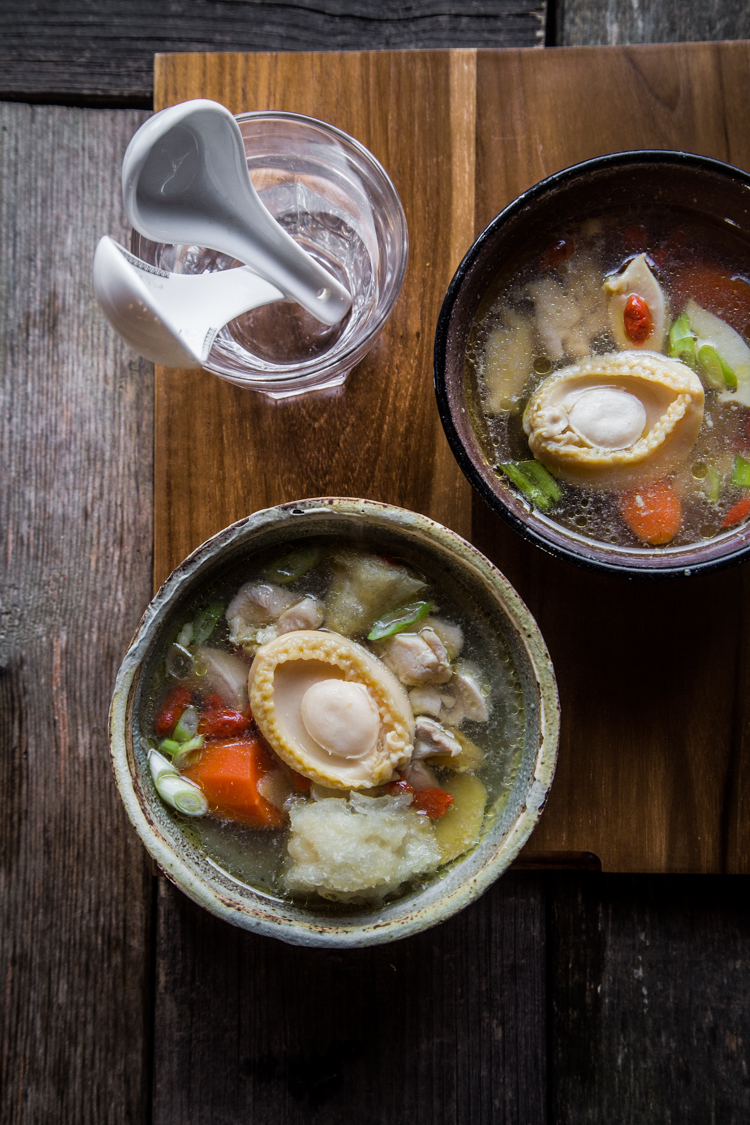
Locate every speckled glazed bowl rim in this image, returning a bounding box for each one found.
[434,149,750,579]
[109,498,559,948]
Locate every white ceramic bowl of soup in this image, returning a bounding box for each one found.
[435,151,750,577]
[109,498,559,947]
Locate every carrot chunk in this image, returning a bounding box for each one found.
[183,737,285,828]
[721,496,750,530]
[674,264,750,335]
[620,482,682,545]
[413,787,454,819]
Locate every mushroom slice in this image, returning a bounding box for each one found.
[194,647,249,710]
[249,630,414,790]
[604,253,668,350]
[412,716,462,760]
[227,582,299,646]
[276,595,324,635]
[523,351,704,489]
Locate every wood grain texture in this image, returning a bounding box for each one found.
[154,42,750,872]
[470,41,750,873]
[0,103,154,1122]
[153,50,475,585]
[548,873,750,1122]
[0,0,545,104]
[152,872,546,1125]
[554,0,750,47]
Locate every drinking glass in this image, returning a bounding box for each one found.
[132,111,408,399]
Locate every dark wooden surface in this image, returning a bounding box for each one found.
[154,873,546,1125]
[1,2,750,1123]
[555,0,750,47]
[0,0,545,104]
[0,103,152,1123]
[549,874,750,1123]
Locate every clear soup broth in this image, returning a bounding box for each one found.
[466,206,750,549]
[141,536,526,909]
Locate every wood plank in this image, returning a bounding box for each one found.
[153,50,475,584]
[152,872,546,1125]
[0,104,153,1121]
[470,41,750,873]
[554,0,750,47]
[548,872,750,1122]
[0,0,545,104]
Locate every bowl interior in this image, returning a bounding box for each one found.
[435,151,750,577]
[110,500,558,947]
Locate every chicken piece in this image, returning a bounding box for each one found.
[276,595,324,635]
[429,730,486,773]
[408,685,444,717]
[452,663,490,723]
[401,759,439,791]
[378,631,452,686]
[420,628,452,679]
[440,693,466,728]
[412,716,462,760]
[226,582,299,645]
[422,617,464,661]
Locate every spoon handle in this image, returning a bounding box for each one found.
[122,100,353,328]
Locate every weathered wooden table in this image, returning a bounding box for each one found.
[2,4,750,1123]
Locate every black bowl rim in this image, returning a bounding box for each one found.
[434,149,750,579]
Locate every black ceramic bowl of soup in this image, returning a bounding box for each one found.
[435,151,750,577]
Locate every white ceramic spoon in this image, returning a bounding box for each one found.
[93,236,284,368]
[121,99,352,327]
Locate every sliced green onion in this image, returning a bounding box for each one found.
[732,453,750,488]
[368,600,434,641]
[668,315,699,369]
[707,465,722,503]
[176,621,194,648]
[669,313,694,347]
[165,643,194,680]
[698,344,738,390]
[159,737,180,758]
[265,546,323,585]
[672,336,697,369]
[172,735,205,771]
[148,749,208,816]
[192,601,224,644]
[156,774,208,816]
[497,461,562,511]
[172,705,199,742]
[149,749,176,784]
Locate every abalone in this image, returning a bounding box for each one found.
[523,351,704,489]
[248,630,414,789]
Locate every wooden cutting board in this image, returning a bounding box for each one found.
[154,42,750,873]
